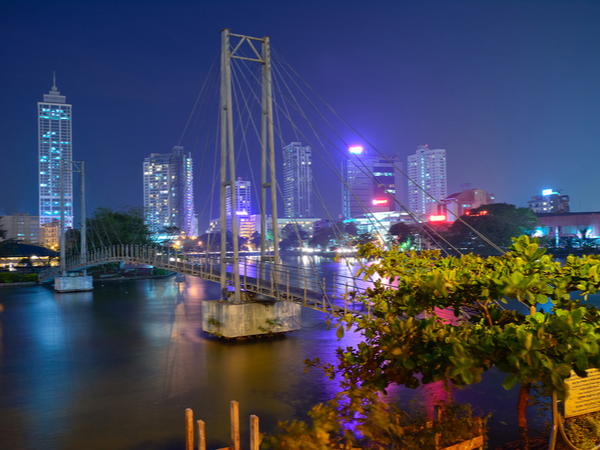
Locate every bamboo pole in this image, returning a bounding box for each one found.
[250,414,259,450]
[303,268,307,306]
[332,273,336,305]
[186,408,194,450]
[322,278,326,312]
[286,270,289,300]
[345,282,348,315]
[197,420,206,450]
[244,258,247,288]
[231,401,240,450]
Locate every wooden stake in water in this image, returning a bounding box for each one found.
[197,420,206,450]
[250,414,260,450]
[303,268,307,306]
[322,278,326,312]
[231,400,240,450]
[345,282,348,315]
[286,270,289,300]
[185,408,194,450]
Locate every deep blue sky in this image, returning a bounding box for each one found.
[2,0,600,230]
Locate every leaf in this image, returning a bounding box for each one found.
[502,373,518,390]
[336,325,344,339]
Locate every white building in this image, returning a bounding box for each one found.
[143,146,194,236]
[407,145,447,216]
[38,78,73,229]
[283,142,313,218]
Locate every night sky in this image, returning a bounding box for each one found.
[2,0,600,231]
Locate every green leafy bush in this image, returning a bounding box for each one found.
[0,272,38,283]
[262,389,488,450]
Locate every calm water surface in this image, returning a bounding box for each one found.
[2,259,590,449]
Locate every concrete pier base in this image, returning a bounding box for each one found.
[202,300,302,338]
[54,275,93,292]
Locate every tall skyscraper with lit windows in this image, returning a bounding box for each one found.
[38,78,73,229]
[407,145,447,216]
[283,142,313,218]
[143,146,194,236]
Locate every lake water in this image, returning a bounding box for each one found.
[1,257,587,449]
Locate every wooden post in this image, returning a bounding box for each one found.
[434,404,441,450]
[332,273,336,305]
[186,408,194,450]
[345,282,348,315]
[250,414,259,450]
[197,420,206,450]
[303,268,307,306]
[286,270,289,300]
[270,264,274,296]
[231,400,240,450]
[244,258,247,288]
[322,278,326,312]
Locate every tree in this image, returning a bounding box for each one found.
[448,203,539,253]
[314,236,600,450]
[344,221,359,237]
[85,206,153,250]
[279,223,309,250]
[310,226,336,249]
[250,231,261,250]
[0,216,6,241]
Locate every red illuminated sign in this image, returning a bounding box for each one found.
[429,215,447,222]
[372,199,388,206]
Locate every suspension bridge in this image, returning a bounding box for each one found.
[39,244,378,317]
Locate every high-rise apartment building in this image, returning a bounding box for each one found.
[407,145,447,216]
[38,78,73,229]
[143,146,194,236]
[225,178,252,236]
[282,142,313,218]
[528,190,570,214]
[341,147,404,219]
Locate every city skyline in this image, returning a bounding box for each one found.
[2,1,600,233]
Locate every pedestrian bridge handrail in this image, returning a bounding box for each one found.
[38,245,375,316]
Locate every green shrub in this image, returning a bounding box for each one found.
[0,272,21,283]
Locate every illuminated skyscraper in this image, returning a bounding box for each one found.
[225,178,252,236]
[341,146,404,219]
[282,142,313,218]
[38,77,73,229]
[407,145,447,216]
[143,146,194,235]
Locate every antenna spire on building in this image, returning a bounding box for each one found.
[52,71,57,91]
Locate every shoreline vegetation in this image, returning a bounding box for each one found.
[0,268,175,287]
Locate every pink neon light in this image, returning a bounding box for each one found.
[372,199,388,206]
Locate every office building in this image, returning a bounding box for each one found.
[225,178,252,235]
[341,146,404,219]
[0,214,41,245]
[407,145,447,216]
[528,190,569,213]
[143,146,194,236]
[283,142,313,218]
[38,78,73,229]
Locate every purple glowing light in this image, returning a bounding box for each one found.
[349,146,363,154]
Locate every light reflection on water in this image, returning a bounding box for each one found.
[2,261,598,450]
